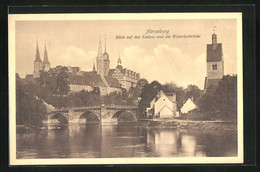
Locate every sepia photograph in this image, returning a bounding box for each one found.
[8,13,243,165]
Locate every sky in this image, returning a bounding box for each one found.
[15,19,237,89]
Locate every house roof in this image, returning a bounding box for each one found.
[68,73,121,88]
[104,76,121,88]
[165,93,176,103]
[207,43,223,62]
[204,77,221,89]
[108,67,140,79]
[181,98,198,113]
[68,73,106,87]
[152,90,176,105]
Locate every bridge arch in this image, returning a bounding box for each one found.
[49,113,69,125]
[111,110,137,122]
[78,110,100,124]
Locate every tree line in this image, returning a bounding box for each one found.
[16,65,237,127]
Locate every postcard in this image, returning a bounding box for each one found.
[9,13,243,165]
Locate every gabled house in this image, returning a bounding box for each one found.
[181,98,198,114]
[146,90,178,119]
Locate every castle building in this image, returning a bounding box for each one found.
[204,32,224,89]
[27,36,140,95]
[33,40,51,78]
[108,55,140,90]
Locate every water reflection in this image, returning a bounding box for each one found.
[16,124,237,159]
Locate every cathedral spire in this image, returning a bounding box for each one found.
[34,37,42,62]
[43,40,50,64]
[98,35,103,56]
[118,52,122,66]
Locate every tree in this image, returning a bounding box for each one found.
[56,67,70,95]
[197,75,237,121]
[185,84,201,101]
[16,74,47,127]
[162,82,186,110]
[138,80,162,119]
[136,78,148,89]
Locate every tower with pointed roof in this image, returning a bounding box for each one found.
[103,35,110,76]
[204,29,224,89]
[96,36,110,76]
[43,41,50,72]
[117,52,122,66]
[33,39,43,78]
[96,36,104,76]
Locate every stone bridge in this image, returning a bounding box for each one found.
[45,104,138,125]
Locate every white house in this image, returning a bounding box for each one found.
[181,98,198,114]
[147,90,178,119]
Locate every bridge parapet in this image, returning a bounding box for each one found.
[48,104,138,125]
[51,105,137,113]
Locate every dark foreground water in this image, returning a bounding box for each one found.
[17,124,237,159]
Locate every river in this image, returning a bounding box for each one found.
[16,124,237,159]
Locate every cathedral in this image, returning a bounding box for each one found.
[204,31,224,89]
[33,40,50,78]
[28,36,141,95]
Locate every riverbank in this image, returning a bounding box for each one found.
[139,119,237,130]
[17,119,237,133]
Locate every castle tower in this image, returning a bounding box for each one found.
[117,52,122,66]
[204,31,224,89]
[43,40,50,72]
[103,35,110,76]
[96,36,105,76]
[33,38,43,78]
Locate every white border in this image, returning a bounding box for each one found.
[8,13,243,165]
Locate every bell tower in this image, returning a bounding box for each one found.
[204,28,224,89]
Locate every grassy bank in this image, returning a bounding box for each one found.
[139,119,237,130]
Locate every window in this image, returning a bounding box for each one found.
[212,64,217,70]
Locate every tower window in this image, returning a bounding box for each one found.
[212,64,217,70]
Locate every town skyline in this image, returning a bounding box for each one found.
[15,19,237,89]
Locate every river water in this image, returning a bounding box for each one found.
[17,124,237,159]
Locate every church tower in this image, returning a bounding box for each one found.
[117,52,122,66]
[96,36,110,76]
[33,38,43,78]
[204,30,224,89]
[96,36,105,76]
[43,40,50,72]
[103,35,110,76]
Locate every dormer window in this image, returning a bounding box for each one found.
[212,64,217,70]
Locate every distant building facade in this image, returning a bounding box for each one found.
[146,90,178,119]
[108,56,140,90]
[204,32,224,89]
